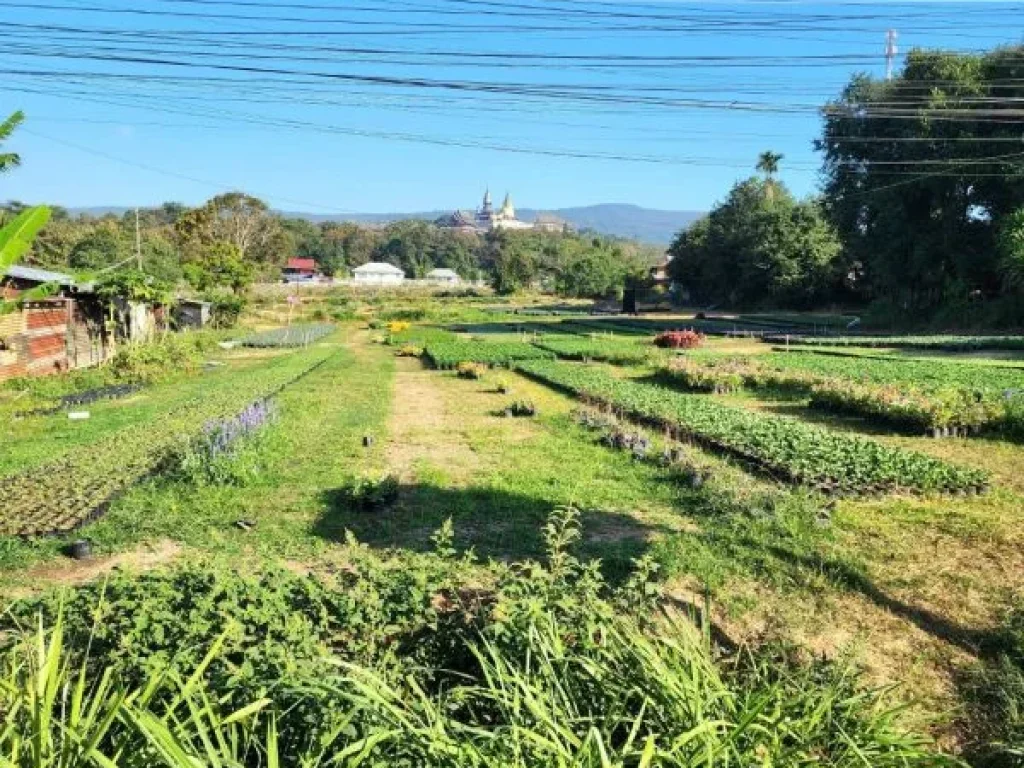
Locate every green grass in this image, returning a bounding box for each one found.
[3,313,1023,761]
[0,338,394,575]
[0,350,291,476]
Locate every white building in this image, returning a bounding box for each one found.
[426,268,461,286]
[352,262,405,285]
[437,190,537,234]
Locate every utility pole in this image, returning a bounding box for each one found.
[134,207,142,270]
[885,29,898,81]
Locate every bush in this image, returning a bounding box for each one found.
[205,293,247,328]
[338,473,400,511]
[457,361,487,379]
[654,329,706,349]
[168,398,276,485]
[107,331,216,383]
[0,510,957,768]
[396,344,424,357]
[379,308,427,322]
[501,399,537,417]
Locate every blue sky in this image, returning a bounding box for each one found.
[2,1,1022,214]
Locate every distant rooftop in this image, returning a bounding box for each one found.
[353,261,404,274]
[285,258,316,271]
[3,265,76,285]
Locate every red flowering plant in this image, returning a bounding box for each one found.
[653,329,706,349]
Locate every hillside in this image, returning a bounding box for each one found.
[67,204,703,245]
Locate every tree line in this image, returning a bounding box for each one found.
[3,194,659,300]
[670,43,1024,326]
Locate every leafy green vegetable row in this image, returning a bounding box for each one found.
[764,334,1024,352]
[664,353,1024,435]
[563,317,800,338]
[532,336,664,366]
[424,341,554,369]
[240,323,335,348]
[384,326,458,347]
[0,347,338,537]
[516,360,989,495]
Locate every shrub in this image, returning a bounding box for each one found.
[0,510,957,768]
[654,329,706,349]
[457,361,487,379]
[501,399,537,417]
[395,344,424,357]
[106,331,216,383]
[169,398,276,485]
[379,307,427,322]
[387,320,411,334]
[338,473,400,511]
[205,293,246,328]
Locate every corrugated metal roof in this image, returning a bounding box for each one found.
[427,268,460,278]
[3,265,76,285]
[353,262,404,274]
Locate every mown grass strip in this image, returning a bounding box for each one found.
[516,359,989,496]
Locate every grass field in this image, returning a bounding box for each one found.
[2,311,1023,764]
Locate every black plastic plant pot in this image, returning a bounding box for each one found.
[69,539,92,560]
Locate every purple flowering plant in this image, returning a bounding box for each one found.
[175,398,278,485]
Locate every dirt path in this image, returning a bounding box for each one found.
[385,357,480,483]
[4,539,182,599]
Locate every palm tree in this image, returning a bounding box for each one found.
[0,111,24,175]
[756,150,784,201]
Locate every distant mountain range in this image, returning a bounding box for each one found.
[66,203,703,245]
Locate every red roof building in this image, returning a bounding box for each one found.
[283,258,318,282]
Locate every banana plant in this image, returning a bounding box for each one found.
[0,205,54,313]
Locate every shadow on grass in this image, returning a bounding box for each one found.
[314,482,675,583]
[738,536,1008,659]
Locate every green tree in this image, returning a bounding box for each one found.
[819,46,1024,311]
[94,269,172,304]
[174,193,284,268]
[183,241,253,294]
[668,178,841,308]
[486,231,537,294]
[68,224,131,271]
[757,151,784,201]
[997,208,1024,290]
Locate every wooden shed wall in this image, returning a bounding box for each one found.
[0,299,113,383]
